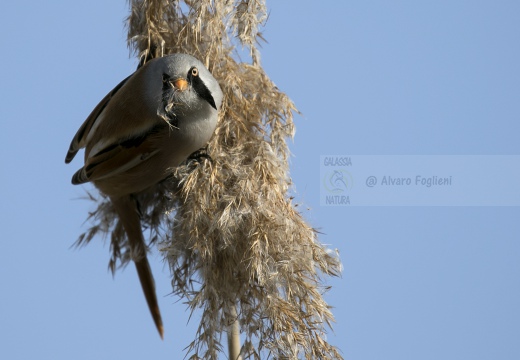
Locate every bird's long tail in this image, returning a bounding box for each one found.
[111,195,164,339]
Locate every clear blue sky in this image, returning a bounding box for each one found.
[1,1,519,359]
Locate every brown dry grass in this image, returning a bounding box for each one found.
[77,1,343,358]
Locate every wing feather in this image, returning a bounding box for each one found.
[65,75,132,164]
[72,124,164,183]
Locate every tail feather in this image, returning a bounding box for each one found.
[111,196,164,339]
[135,259,164,338]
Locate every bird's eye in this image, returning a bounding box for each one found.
[191,67,199,77]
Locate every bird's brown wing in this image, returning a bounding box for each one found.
[65,75,132,164]
[71,125,163,185]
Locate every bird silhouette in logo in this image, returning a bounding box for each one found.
[328,170,349,193]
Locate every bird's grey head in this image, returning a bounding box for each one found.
[154,54,223,119]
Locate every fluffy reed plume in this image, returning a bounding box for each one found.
[76,1,342,358]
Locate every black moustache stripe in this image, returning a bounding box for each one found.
[190,74,217,110]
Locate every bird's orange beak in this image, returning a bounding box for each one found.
[173,78,188,91]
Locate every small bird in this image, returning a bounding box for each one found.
[65,54,223,338]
